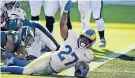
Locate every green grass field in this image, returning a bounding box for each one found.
[1,1,135,78]
[90,49,135,78]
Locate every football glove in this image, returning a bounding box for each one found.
[64,0,73,12]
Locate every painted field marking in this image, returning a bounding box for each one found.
[90,43,135,71]
[91,69,135,73]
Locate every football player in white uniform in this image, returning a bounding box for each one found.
[54,0,72,29]
[78,0,106,47]
[5,1,26,20]
[3,0,26,20]
[1,0,26,30]
[0,1,96,77]
[29,0,56,34]
[28,0,61,55]
[29,0,72,33]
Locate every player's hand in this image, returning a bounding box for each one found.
[15,54,25,60]
[64,0,73,12]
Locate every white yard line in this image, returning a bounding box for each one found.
[91,69,135,74]
[90,43,135,71]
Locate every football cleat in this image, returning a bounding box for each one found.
[99,38,106,47]
[41,45,52,52]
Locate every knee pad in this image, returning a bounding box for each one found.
[45,16,55,33]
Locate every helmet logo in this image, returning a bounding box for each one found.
[80,42,86,48]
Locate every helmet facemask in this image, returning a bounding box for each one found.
[78,35,95,49]
[21,27,34,48]
[23,34,34,48]
[5,1,15,10]
[4,1,19,10]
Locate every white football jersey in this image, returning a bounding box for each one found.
[50,30,94,73]
[7,8,26,20]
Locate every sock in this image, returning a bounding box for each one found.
[31,16,39,21]
[13,58,29,67]
[45,16,54,33]
[98,31,104,39]
[1,66,24,74]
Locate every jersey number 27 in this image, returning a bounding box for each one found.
[58,45,79,66]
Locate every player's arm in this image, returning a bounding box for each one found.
[60,1,72,40]
[60,11,68,40]
[5,32,14,56]
[16,45,25,59]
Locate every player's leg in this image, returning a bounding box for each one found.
[29,1,42,21]
[59,0,72,29]
[1,66,24,74]
[5,55,29,67]
[78,0,91,30]
[36,24,55,52]
[23,52,52,75]
[1,53,52,74]
[26,35,42,58]
[91,1,106,47]
[43,1,59,34]
[1,53,29,73]
[36,27,59,51]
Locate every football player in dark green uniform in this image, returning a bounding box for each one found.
[1,3,60,59]
[1,26,34,66]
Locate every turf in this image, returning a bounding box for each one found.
[20,2,135,23]
[1,1,135,78]
[90,50,135,78]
